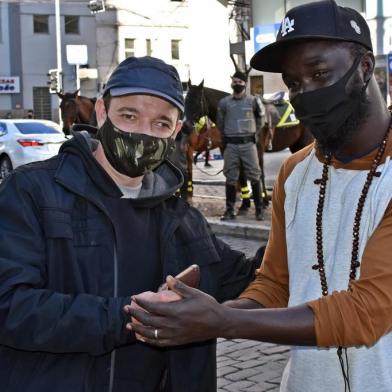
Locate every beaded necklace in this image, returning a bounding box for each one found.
[312,121,391,391]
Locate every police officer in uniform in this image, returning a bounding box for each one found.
[217,71,265,221]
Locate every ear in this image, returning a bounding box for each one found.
[199,79,204,88]
[187,79,192,88]
[95,98,107,128]
[72,89,80,98]
[172,118,183,140]
[361,51,375,83]
[57,91,65,100]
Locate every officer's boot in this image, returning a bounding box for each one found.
[251,181,264,221]
[237,171,251,215]
[237,197,251,215]
[221,184,237,221]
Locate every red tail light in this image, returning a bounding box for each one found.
[17,139,44,147]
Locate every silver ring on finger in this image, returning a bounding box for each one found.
[154,328,158,339]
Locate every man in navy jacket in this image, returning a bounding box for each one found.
[0,56,261,392]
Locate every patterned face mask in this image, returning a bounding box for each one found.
[97,116,176,178]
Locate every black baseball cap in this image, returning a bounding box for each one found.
[103,56,184,112]
[251,0,372,73]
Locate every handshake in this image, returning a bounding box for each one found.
[124,265,200,342]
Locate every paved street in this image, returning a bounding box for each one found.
[215,235,289,392]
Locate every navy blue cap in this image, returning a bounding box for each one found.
[103,56,184,112]
[251,0,372,73]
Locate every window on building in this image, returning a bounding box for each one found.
[33,15,49,34]
[171,40,180,60]
[65,15,79,34]
[146,39,152,56]
[124,38,135,58]
[33,87,51,120]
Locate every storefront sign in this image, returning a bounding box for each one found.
[0,77,20,93]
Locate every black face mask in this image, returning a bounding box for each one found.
[232,84,245,94]
[97,116,176,178]
[291,55,370,145]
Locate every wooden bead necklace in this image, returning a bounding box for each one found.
[311,121,391,392]
[312,124,391,293]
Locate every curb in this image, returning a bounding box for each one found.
[206,217,270,241]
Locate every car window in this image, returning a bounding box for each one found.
[13,122,61,134]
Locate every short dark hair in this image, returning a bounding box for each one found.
[341,41,369,59]
[103,92,111,110]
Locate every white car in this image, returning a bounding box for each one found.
[0,119,68,180]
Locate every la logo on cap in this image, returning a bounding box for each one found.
[281,17,295,37]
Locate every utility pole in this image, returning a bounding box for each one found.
[55,0,63,126]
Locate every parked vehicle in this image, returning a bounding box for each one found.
[0,119,68,180]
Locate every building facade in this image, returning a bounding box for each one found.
[0,0,235,122]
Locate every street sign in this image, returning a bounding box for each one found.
[253,23,281,53]
[66,45,88,65]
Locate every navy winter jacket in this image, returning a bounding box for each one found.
[0,133,259,392]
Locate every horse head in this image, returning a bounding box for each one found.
[184,79,208,130]
[57,90,96,135]
[57,90,81,135]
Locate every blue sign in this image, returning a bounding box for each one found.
[388,53,392,75]
[253,23,281,53]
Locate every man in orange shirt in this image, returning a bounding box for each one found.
[128,1,392,391]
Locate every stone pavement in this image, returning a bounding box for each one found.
[217,339,289,392]
[215,235,289,392]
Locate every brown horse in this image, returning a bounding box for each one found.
[185,120,223,189]
[57,90,96,135]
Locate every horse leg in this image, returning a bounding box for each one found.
[237,163,251,214]
[193,151,201,165]
[204,148,212,167]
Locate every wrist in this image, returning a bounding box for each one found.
[218,306,239,339]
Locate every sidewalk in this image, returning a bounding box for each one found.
[191,193,271,241]
[189,150,289,240]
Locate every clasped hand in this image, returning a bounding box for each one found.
[124,276,227,347]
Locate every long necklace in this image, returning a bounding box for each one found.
[312,122,391,391]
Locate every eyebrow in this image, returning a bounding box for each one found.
[116,106,174,126]
[302,55,328,67]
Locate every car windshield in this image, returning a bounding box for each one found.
[14,122,61,134]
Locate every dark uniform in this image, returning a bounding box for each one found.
[217,73,265,221]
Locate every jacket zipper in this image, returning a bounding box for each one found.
[108,248,119,392]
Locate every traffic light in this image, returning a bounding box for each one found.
[47,69,61,94]
[87,0,105,14]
